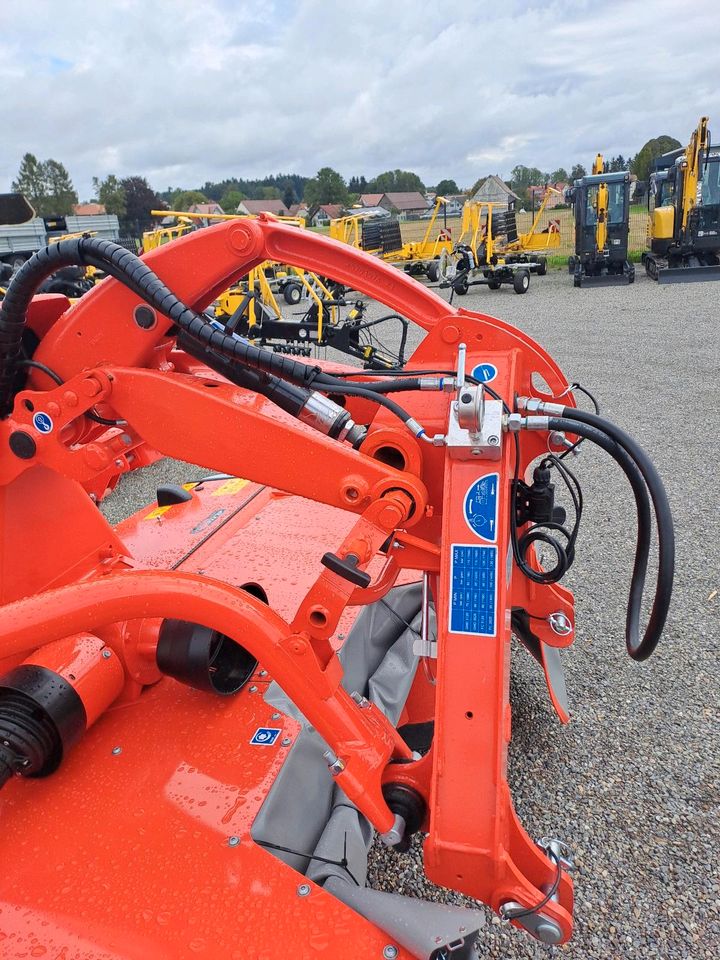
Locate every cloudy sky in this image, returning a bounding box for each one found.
[2,0,719,199]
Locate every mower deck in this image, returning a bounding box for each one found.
[0,478,414,959]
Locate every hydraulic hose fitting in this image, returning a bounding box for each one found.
[298,392,366,445]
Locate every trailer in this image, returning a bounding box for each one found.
[0,194,121,271]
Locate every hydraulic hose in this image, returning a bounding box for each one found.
[543,415,672,661]
[0,237,324,416]
[0,238,424,435]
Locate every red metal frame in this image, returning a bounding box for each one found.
[0,218,579,953]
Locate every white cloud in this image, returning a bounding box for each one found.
[1,0,719,197]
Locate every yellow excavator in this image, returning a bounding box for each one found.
[566,153,634,287]
[643,116,720,282]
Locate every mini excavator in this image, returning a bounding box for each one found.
[566,154,634,287]
[644,115,720,282]
[0,218,673,958]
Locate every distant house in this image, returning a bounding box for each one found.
[188,202,225,216]
[528,183,568,209]
[72,202,106,216]
[359,193,385,207]
[436,194,466,217]
[236,198,290,217]
[288,203,310,220]
[358,191,429,219]
[471,175,521,210]
[310,203,344,227]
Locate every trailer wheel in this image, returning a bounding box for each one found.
[283,282,302,305]
[573,275,582,288]
[513,270,530,294]
[487,278,501,290]
[537,257,547,276]
[426,261,440,283]
[453,276,469,295]
[567,256,576,275]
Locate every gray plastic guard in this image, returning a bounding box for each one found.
[252,582,424,881]
[324,877,485,960]
[252,583,491,956]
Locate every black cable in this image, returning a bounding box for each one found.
[256,838,360,886]
[15,359,126,426]
[502,848,562,922]
[546,414,669,661]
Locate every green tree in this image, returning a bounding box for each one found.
[43,160,78,215]
[12,153,78,215]
[120,176,163,222]
[11,153,47,213]
[282,184,295,210]
[171,190,209,210]
[435,178,460,195]
[303,167,349,206]
[259,186,282,200]
[369,169,425,193]
[630,135,682,183]
[92,174,127,216]
[570,163,587,181]
[347,175,368,193]
[220,188,246,213]
[549,168,569,183]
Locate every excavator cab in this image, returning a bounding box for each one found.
[567,168,634,287]
[644,116,720,282]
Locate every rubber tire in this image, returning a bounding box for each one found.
[487,279,501,290]
[567,256,576,275]
[454,276,469,296]
[628,267,635,284]
[573,275,582,288]
[426,261,440,283]
[513,270,530,294]
[537,258,547,276]
[283,282,302,305]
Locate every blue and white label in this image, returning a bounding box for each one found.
[471,362,497,384]
[32,411,54,434]
[449,544,497,636]
[463,473,498,542]
[250,727,281,746]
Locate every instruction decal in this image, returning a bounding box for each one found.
[449,544,497,636]
[463,472,498,542]
[250,727,281,746]
[32,411,54,434]
[471,362,497,384]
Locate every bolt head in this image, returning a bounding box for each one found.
[281,737,292,747]
[383,947,399,959]
[227,836,240,847]
[248,685,258,693]
[271,712,281,720]
[111,746,122,755]
[101,649,112,659]
[297,883,311,897]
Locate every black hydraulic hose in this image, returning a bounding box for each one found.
[0,238,422,433]
[0,237,325,417]
[545,415,671,661]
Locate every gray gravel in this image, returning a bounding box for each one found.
[103,268,719,959]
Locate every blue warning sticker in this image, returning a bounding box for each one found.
[32,411,54,434]
[250,727,281,746]
[471,362,497,384]
[463,473,499,542]
[448,544,497,636]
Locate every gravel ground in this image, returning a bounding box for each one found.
[103,268,719,959]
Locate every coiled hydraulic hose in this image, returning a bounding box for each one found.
[544,414,673,661]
